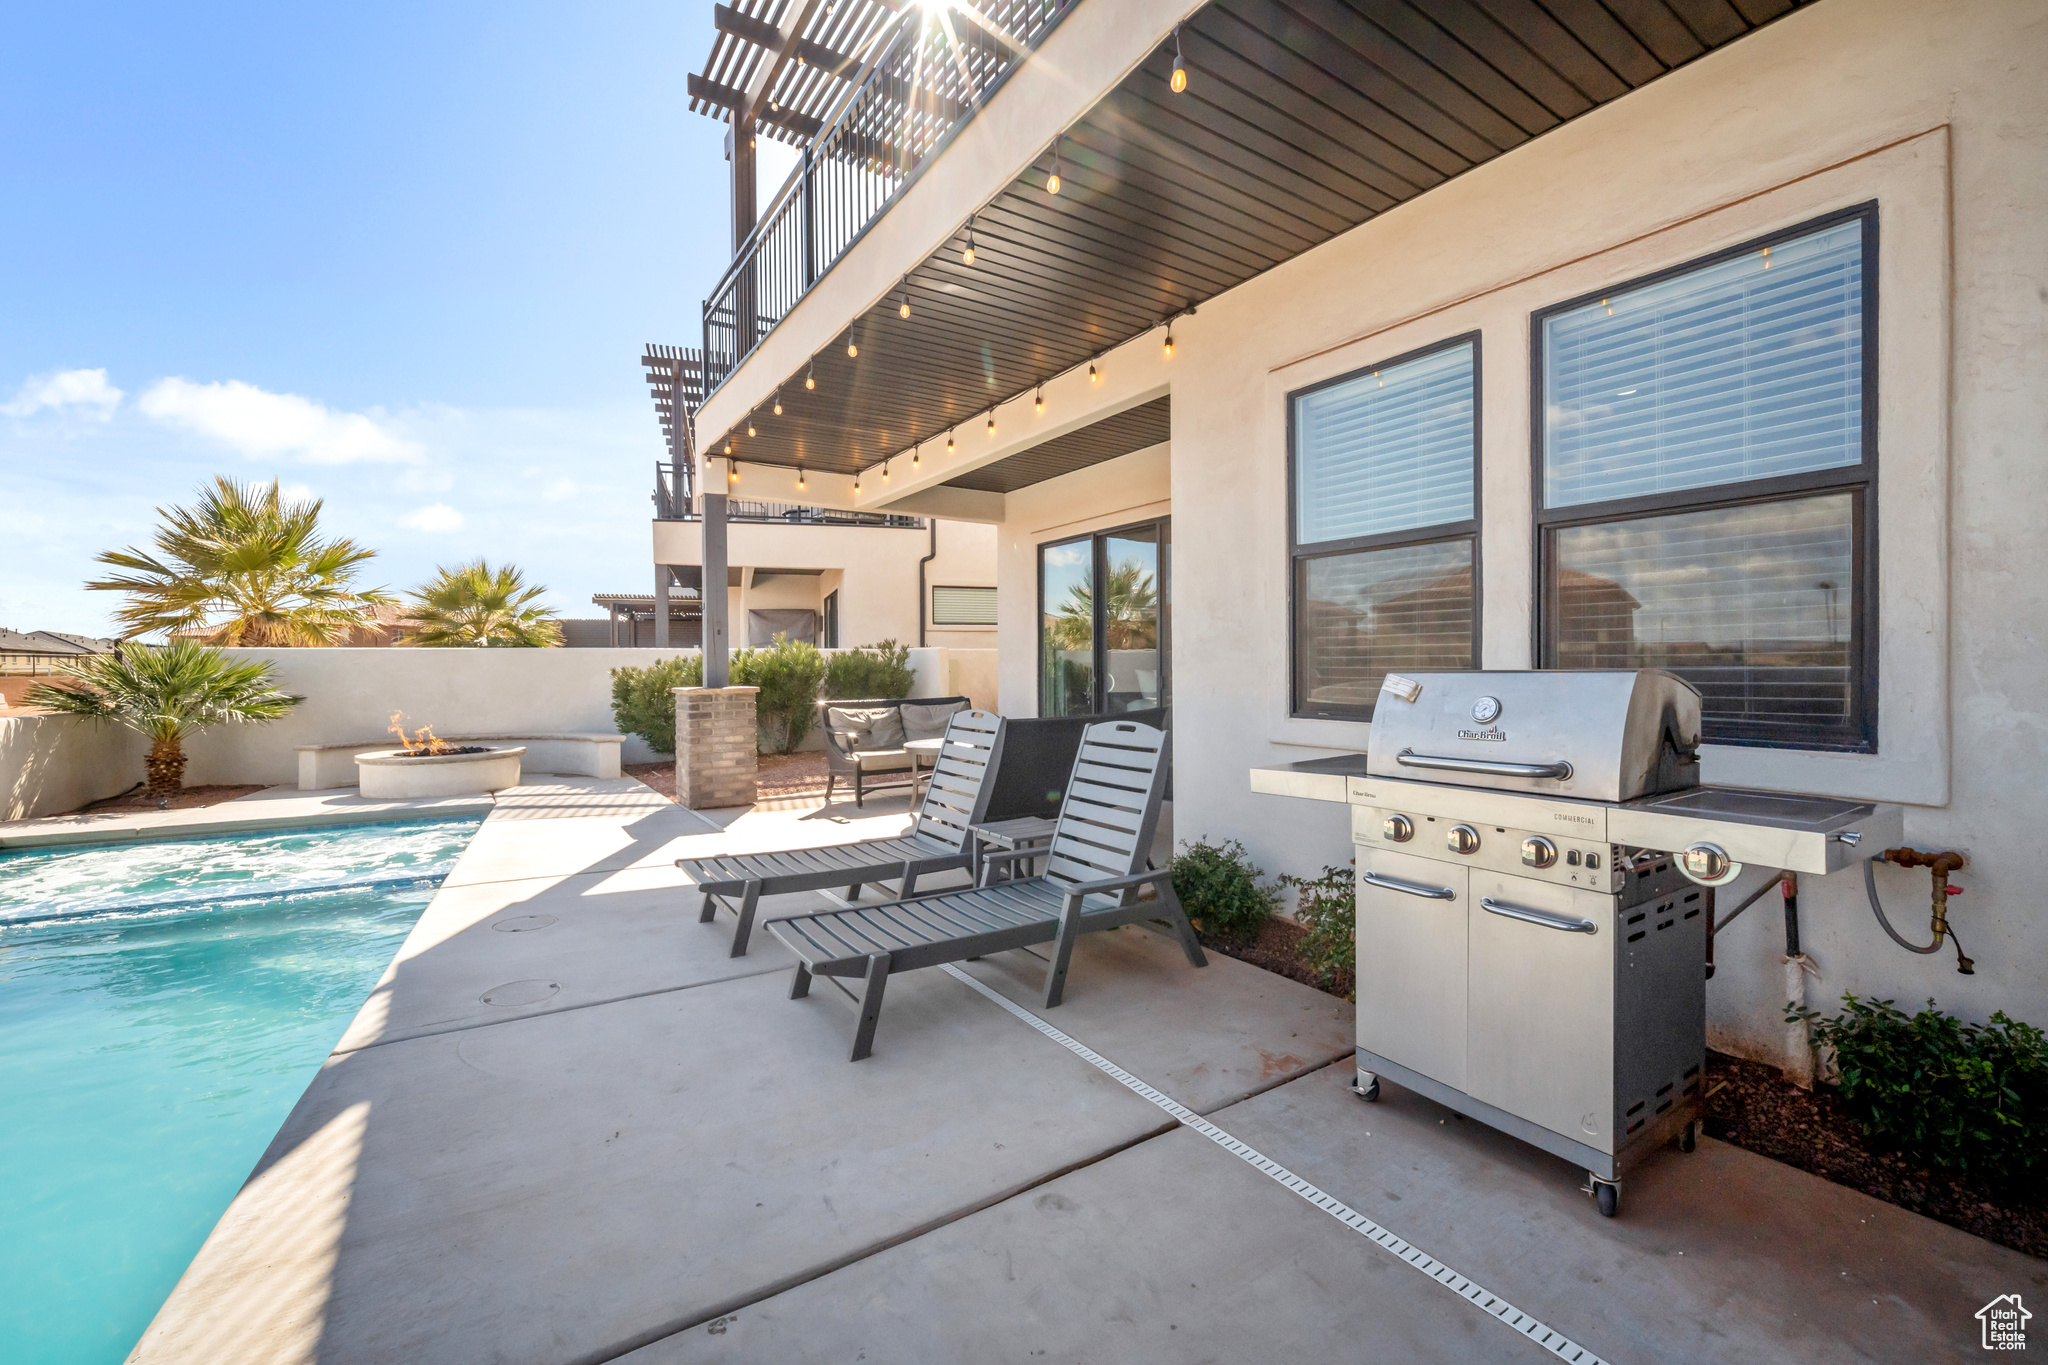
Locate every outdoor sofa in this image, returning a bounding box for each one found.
[820,694,972,806]
[768,719,1206,1061]
[676,709,1006,956]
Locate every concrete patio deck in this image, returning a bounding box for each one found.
[129,776,2043,1364]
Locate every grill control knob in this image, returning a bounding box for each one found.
[1382,814,1414,843]
[1679,842,1742,887]
[1520,836,1558,869]
[1447,824,1481,855]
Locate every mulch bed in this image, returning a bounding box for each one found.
[1701,1048,2048,1257]
[75,783,269,815]
[1212,914,2047,1258]
[624,752,830,805]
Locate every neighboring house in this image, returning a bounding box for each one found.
[0,629,118,707]
[667,0,2046,1061]
[638,347,996,653]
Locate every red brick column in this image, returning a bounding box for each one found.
[672,686,758,809]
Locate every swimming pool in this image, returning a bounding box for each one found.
[0,818,482,1365]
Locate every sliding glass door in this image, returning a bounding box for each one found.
[1039,518,1168,718]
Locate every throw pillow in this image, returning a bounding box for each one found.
[865,707,906,749]
[899,700,967,743]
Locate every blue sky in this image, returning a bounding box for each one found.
[1,1,795,634]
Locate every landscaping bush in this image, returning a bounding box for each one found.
[824,639,915,699]
[1793,994,2048,1193]
[608,655,701,754]
[1170,838,1276,943]
[731,635,829,754]
[1281,861,1355,995]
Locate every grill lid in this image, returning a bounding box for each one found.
[1364,670,1702,804]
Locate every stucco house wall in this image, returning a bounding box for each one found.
[976,0,2045,1061]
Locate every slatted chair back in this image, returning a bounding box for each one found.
[1041,720,1169,906]
[908,709,1007,851]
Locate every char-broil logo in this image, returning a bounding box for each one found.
[1457,726,1507,743]
[1980,1294,2031,1351]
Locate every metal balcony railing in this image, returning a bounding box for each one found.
[654,465,924,528]
[701,0,1075,395]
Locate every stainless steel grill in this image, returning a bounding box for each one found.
[1252,668,1904,1217]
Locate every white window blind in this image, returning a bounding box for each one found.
[932,585,997,625]
[1543,221,1864,509]
[1295,342,1474,545]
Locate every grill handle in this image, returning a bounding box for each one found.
[1480,896,1597,935]
[1395,749,1574,781]
[1361,870,1456,901]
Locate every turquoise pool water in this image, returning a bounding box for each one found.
[0,818,482,1365]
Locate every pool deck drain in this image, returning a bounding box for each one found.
[127,776,2045,1365]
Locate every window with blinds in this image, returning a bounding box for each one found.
[931,585,996,626]
[1290,336,1479,720]
[1535,207,1877,752]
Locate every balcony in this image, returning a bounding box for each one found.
[653,462,923,528]
[694,0,1078,396]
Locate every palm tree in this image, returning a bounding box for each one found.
[88,477,393,645]
[1047,558,1159,650]
[27,641,302,799]
[402,560,563,647]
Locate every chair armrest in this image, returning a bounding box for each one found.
[1062,868,1173,899]
[977,844,1048,869]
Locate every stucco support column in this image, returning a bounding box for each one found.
[702,491,730,686]
[653,565,671,649]
[672,686,757,809]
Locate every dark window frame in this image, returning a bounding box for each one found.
[1287,332,1484,722]
[1529,202,1880,753]
[1036,515,1171,719]
[821,590,839,649]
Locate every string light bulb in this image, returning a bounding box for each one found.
[853,469,861,492]
[846,331,858,358]
[963,216,976,265]
[772,391,782,416]
[986,410,996,437]
[1170,25,1188,93]
[1164,330,1175,358]
[1047,137,1063,196]
[899,281,911,320]
[946,428,955,453]
[747,416,756,437]
[805,360,816,390]
[797,468,806,492]
[724,440,733,454]
[728,460,738,485]
[1088,361,1099,383]
[912,447,920,470]
[882,459,890,482]
[1034,387,1044,413]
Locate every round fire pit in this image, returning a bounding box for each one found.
[355,745,526,799]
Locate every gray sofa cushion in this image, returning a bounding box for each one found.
[899,700,968,743]
[826,706,904,752]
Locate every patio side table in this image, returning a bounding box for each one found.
[904,737,945,805]
[967,815,1058,884]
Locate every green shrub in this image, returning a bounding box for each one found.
[608,655,701,753]
[1281,862,1355,995]
[1171,838,1276,943]
[824,639,915,699]
[731,635,829,754]
[1793,994,2048,1193]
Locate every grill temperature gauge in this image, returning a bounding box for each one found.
[1447,824,1481,855]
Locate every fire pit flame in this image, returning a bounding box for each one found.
[388,710,457,756]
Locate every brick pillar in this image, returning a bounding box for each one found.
[673,686,758,809]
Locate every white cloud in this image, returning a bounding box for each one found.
[2,368,123,420]
[542,477,578,502]
[138,377,422,464]
[398,503,465,533]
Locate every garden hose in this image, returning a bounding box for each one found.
[1863,852,1974,974]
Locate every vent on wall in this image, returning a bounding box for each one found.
[932,585,997,626]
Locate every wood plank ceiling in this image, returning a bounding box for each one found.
[704,0,1809,477]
